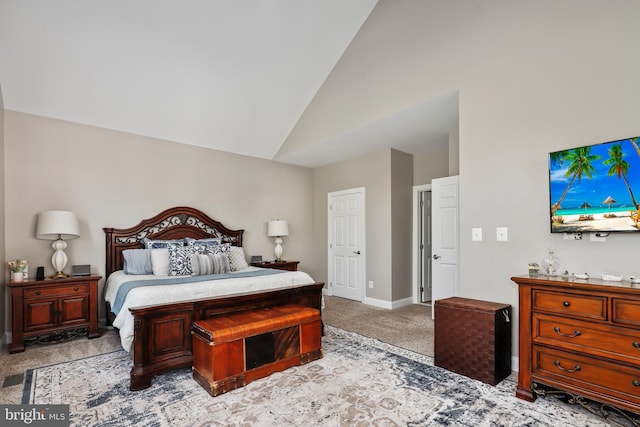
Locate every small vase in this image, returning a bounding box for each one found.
[11,271,24,282]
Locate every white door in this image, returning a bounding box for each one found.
[328,188,365,301]
[431,175,459,319]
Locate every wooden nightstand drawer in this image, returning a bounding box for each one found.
[24,284,89,299]
[532,290,606,320]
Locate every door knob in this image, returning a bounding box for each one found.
[353,250,361,255]
[433,254,441,260]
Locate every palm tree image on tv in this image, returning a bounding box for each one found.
[549,137,640,232]
[604,143,638,211]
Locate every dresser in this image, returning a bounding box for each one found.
[512,275,640,415]
[8,275,101,353]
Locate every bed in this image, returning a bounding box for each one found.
[103,206,324,391]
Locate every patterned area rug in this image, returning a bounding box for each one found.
[23,326,611,426]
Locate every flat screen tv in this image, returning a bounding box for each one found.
[549,135,640,233]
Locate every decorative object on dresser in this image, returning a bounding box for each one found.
[103,206,323,391]
[35,210,80,279]
[250,259,299,271]
[8,275,101,353]
[434,297,512,386]
[267,219,289,261]
[512,274,640,422]
[7,259,28,282]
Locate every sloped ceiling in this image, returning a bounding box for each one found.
[0,1,458,168]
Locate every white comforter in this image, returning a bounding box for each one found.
[104,267,316,352]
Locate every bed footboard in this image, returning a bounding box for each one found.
[127,283,324,391]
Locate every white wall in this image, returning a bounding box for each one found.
[3,111,315,325]
[0,86,5,344]
[281,0,640,356]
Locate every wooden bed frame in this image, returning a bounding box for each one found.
[103,206,324,391]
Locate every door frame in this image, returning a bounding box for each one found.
[412,184,431,304]
[327,187,366,301]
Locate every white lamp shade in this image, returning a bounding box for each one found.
[36,210,80,240]
[267,220,289,237]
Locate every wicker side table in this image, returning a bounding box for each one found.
[434,297,512,385]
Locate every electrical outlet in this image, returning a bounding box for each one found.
[368,280,374,288]
[563,232,582,240]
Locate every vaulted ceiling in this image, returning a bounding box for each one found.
[0,1,458,168]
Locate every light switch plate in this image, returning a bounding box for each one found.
[471,228,482,241]
[496,227,508,242]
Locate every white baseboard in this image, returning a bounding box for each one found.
[362,296,414,310]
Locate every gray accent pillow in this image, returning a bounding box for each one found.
[190,253,230,275]
[123,249,153,275]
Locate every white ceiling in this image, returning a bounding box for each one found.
[0,1,458,168]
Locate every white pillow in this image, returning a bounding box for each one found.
[151,248,170,276]
[228,246,248,271]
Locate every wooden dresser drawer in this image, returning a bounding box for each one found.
[533,313,640,364]
[613,298,640,327]
[533,346,640,407]
[24,284,89,299]
[532,290,606,320]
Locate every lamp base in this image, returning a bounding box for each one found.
[51,271,68,279]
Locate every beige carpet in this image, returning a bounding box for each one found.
[322,295,433,356]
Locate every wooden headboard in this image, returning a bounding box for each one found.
[103,206,244,277]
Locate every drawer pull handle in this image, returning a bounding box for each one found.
[562,301,571,307]
[553,326,581,338]
[35,291,41,296]
[633,342,640,350]
[74,287,78,291]
[633,380,640,387]
[554,360,581,373]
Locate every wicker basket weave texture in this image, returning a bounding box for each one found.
[434,297,512,385]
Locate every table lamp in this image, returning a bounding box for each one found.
[267,220,289,262]
[36,210,80,278]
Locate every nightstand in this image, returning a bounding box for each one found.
[250,260,300,271]
[8,275,101,353]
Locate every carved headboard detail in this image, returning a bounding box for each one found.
[103,206,244,277]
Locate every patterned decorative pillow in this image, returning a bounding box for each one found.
[190,253,230,275]
[228,246,248,271]
[185,237,221,247]
[142,238,186,249]
[168,245,198,276]
[193,242,230,257]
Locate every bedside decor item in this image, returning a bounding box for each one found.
[267,219,289,262]
[540,247,560,276]
[36,210,80,279]
[527,262,539,277]
[8,259,27,282]
[71,264,91,276]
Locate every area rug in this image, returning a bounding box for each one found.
[23,326,611,426]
